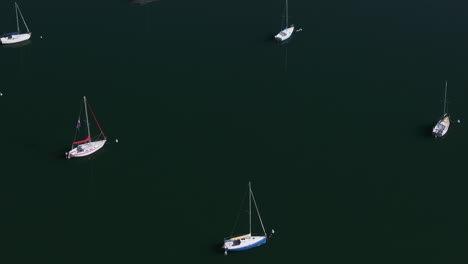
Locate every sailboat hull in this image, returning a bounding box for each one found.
[1,33,31,45]
[67,140,106,159]
[223,235,267,252]
[275,26,294,41]
[432,116,450,137]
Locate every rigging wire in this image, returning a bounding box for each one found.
[87,99,106,138]
[16,3,30,33]
[229,186,248,237]
[251,188,267,235]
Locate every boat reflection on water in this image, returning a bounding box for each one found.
[1,39,31,48]
[130,0,159,5]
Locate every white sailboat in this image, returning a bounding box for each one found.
[432,80,450,138]
[66,96,107,159]
[223,182,267,254]
[0,2,31,45]
[275,0,294,41]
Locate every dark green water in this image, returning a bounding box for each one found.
[2,0,468,263]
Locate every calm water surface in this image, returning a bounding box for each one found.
[2,0,468,263]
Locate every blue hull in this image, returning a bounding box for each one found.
[227,237,267,252]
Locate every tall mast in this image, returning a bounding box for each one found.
[249,182,252,235]
[443,80,448,115]
[285,0,289,27]
[84,96,91,140]
[15,2,19,33]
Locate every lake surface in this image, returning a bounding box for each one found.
[2,0,468,263]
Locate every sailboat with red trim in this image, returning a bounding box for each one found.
[66,96,107,159]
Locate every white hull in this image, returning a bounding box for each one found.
[1,33,31,44]
[67,139,106,159]
[432,116,450,137]
[275,26,294,41]
[223,234,267,251]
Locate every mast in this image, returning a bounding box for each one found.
[84,96,91,141]
[443,80,448,115]
[249,182,252,235]
[16,3,30,33]
[285,0,289,27]
[15,2,19,33]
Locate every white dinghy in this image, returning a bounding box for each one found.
[274,0,294,41]
[66,96,107,159]
[0,2,31,45]
[223,182,268,254]
[432,81,450,138]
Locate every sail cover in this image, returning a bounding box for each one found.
[2,32,19,37]
[73,135,91,145]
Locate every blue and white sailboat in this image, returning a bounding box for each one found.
[275,0,294,41]
[223,182,267,255]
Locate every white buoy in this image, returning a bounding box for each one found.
[269,229,275,238]
[0,93,3,96]
[115,139,119,143]
[457,119,461,123]
[40,36,43,39]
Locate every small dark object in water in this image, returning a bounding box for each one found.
[131,0,158,5]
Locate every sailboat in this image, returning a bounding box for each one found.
[432,80,450,138]
[223,182,267,254]
[274,0,294,41]
[0,2,31,45]
[66,96,107,159]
